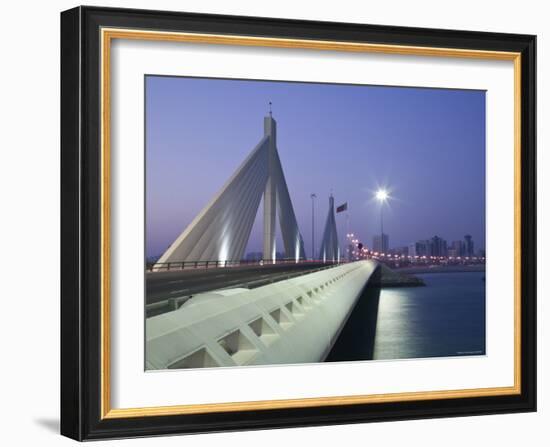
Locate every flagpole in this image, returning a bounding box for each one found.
[335,201,348,263]
[310,193,316,261]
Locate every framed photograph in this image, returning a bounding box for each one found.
[60,6,536,441]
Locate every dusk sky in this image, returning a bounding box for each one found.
[145,76,485,259]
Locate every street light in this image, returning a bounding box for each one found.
[310,193,317,260]
[375,189,388,202]
[375,189,389,254]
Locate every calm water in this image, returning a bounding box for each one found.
[327,272,486,362]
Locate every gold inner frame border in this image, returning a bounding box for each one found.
[99,27,522,419]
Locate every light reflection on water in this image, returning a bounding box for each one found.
[327,272,486,362]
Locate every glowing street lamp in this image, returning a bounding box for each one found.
[375,189,389,202]
[375,189,389,253]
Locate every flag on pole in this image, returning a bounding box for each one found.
[336,202,348,213]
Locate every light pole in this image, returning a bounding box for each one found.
[375,189,389,253]
[310,193,317,260]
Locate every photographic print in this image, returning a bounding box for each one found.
[144,76,486,370]
[61,8,536,439]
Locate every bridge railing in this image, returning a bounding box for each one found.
[145,262,344,318]
[147,258,346,272]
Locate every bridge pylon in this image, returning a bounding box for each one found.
[154,114,306,267]
[319,195,340,262]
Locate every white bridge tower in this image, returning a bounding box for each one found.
[154,113,306,266]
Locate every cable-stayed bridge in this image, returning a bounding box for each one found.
[154,114,308,266]
[146,113,378,369]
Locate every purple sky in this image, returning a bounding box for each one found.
[146,76,485,259]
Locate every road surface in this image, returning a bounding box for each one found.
[146,262,336,304]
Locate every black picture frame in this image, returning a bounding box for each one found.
[61,5,536,441]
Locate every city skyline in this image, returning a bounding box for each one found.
[146,76,486,260]
[367,232,483,254]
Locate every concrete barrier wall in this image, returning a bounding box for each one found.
[146,260,378,370]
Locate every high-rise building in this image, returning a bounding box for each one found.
[373,233,389,253]
[414,239,432,257]
[451,240,465,257]
[431,235,448,257]
[464,234,474,257]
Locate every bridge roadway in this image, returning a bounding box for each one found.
[146,262,338,304]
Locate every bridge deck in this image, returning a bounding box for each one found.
[146,262,338,305]
[146,261,377,369]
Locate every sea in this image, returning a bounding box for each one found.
[326,271,486,362]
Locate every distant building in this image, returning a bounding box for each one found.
[413,239,432,257]
[431,235,448,257]
[407,235,478,260]
[373,233,389,254]
[389,246,409,256]
[464,234,474,257]
[450,240,465,257]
